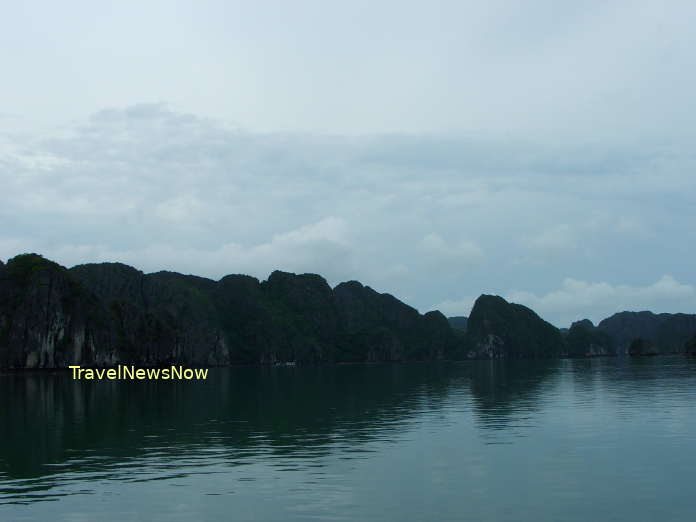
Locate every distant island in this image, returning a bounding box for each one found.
[1,253,695,369]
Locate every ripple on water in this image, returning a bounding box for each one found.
[1,358,696,521]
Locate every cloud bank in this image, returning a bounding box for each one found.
[1,105,695,326]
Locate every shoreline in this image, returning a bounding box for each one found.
[2,351,692,374]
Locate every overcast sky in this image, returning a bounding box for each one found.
[2,1,695,327]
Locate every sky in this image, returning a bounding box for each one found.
[1,0,695,327]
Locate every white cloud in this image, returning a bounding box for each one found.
[524,224,577,254]
[420,233,484,264]
[506,275,696,327]
[433,276,696,326]
[5,1,696,142]
[154,195,205,224]
[4,217,354,285]
[1,105,695,320]
[429,297,478,317]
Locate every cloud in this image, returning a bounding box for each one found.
[5,1,696,142]
[420,233,484,264]
[429,297,479,318]
[1,104,695,320]
[506,275,696,327]
[1,217,353,285]
[433,276,696,326]
[524,224,577,255]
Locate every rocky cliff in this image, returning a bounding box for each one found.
[3,253,695,368]
[0,254,459,368]
[597,311,696,355]
[565,319,615,357]
[0,254,106,368]
[685,334,696,356]
[333,281,458,362]
[463,295,565,359]
[447,316,468,331]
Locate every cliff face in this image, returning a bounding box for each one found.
[565,319,615,357]
[0,255,103,368]
[3,253,695,368]
[68,262,227,366]
[447,316,468,331]
[685,334,696,356]
[0,254,459,368]
[333,281,458,362]
[597,311,696,355]
[464,295,565,359]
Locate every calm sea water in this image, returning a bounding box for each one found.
[1,357,695,521]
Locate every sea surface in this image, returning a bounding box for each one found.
[1,357,695,521]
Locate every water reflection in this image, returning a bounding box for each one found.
[466,360,559,422]
[2,357,694,512]
[0,363,471,503]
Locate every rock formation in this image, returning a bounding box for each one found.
[2,253,695,368]
[0,254,458,368]
[565,319,615,357]
[447,316,468,331]
[463,295,565,359]
[597,311,696,355]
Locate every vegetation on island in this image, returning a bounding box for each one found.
[1,253,695,368]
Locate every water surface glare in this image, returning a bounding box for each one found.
[1,358,695,521]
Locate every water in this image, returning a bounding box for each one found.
[1,357,695,521]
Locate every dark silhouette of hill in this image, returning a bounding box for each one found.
[1,253,695,368]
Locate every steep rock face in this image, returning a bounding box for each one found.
[421,311,457,360]
[0,254,460,368]
[333,281,458,362]
[217,271,343,364]
[145,271,224,364]
[685,334,696,356]
[333,281,408,361]
[597,311,696,355]
[627,338,659,356]
[447,316,468,331]
[565,319,615,357]
[464,295,565,359]
[0,260,6,352]
[70,263,226,366]
[260,271,341,363]
[215,274,273,363]
[0,254,103,368]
